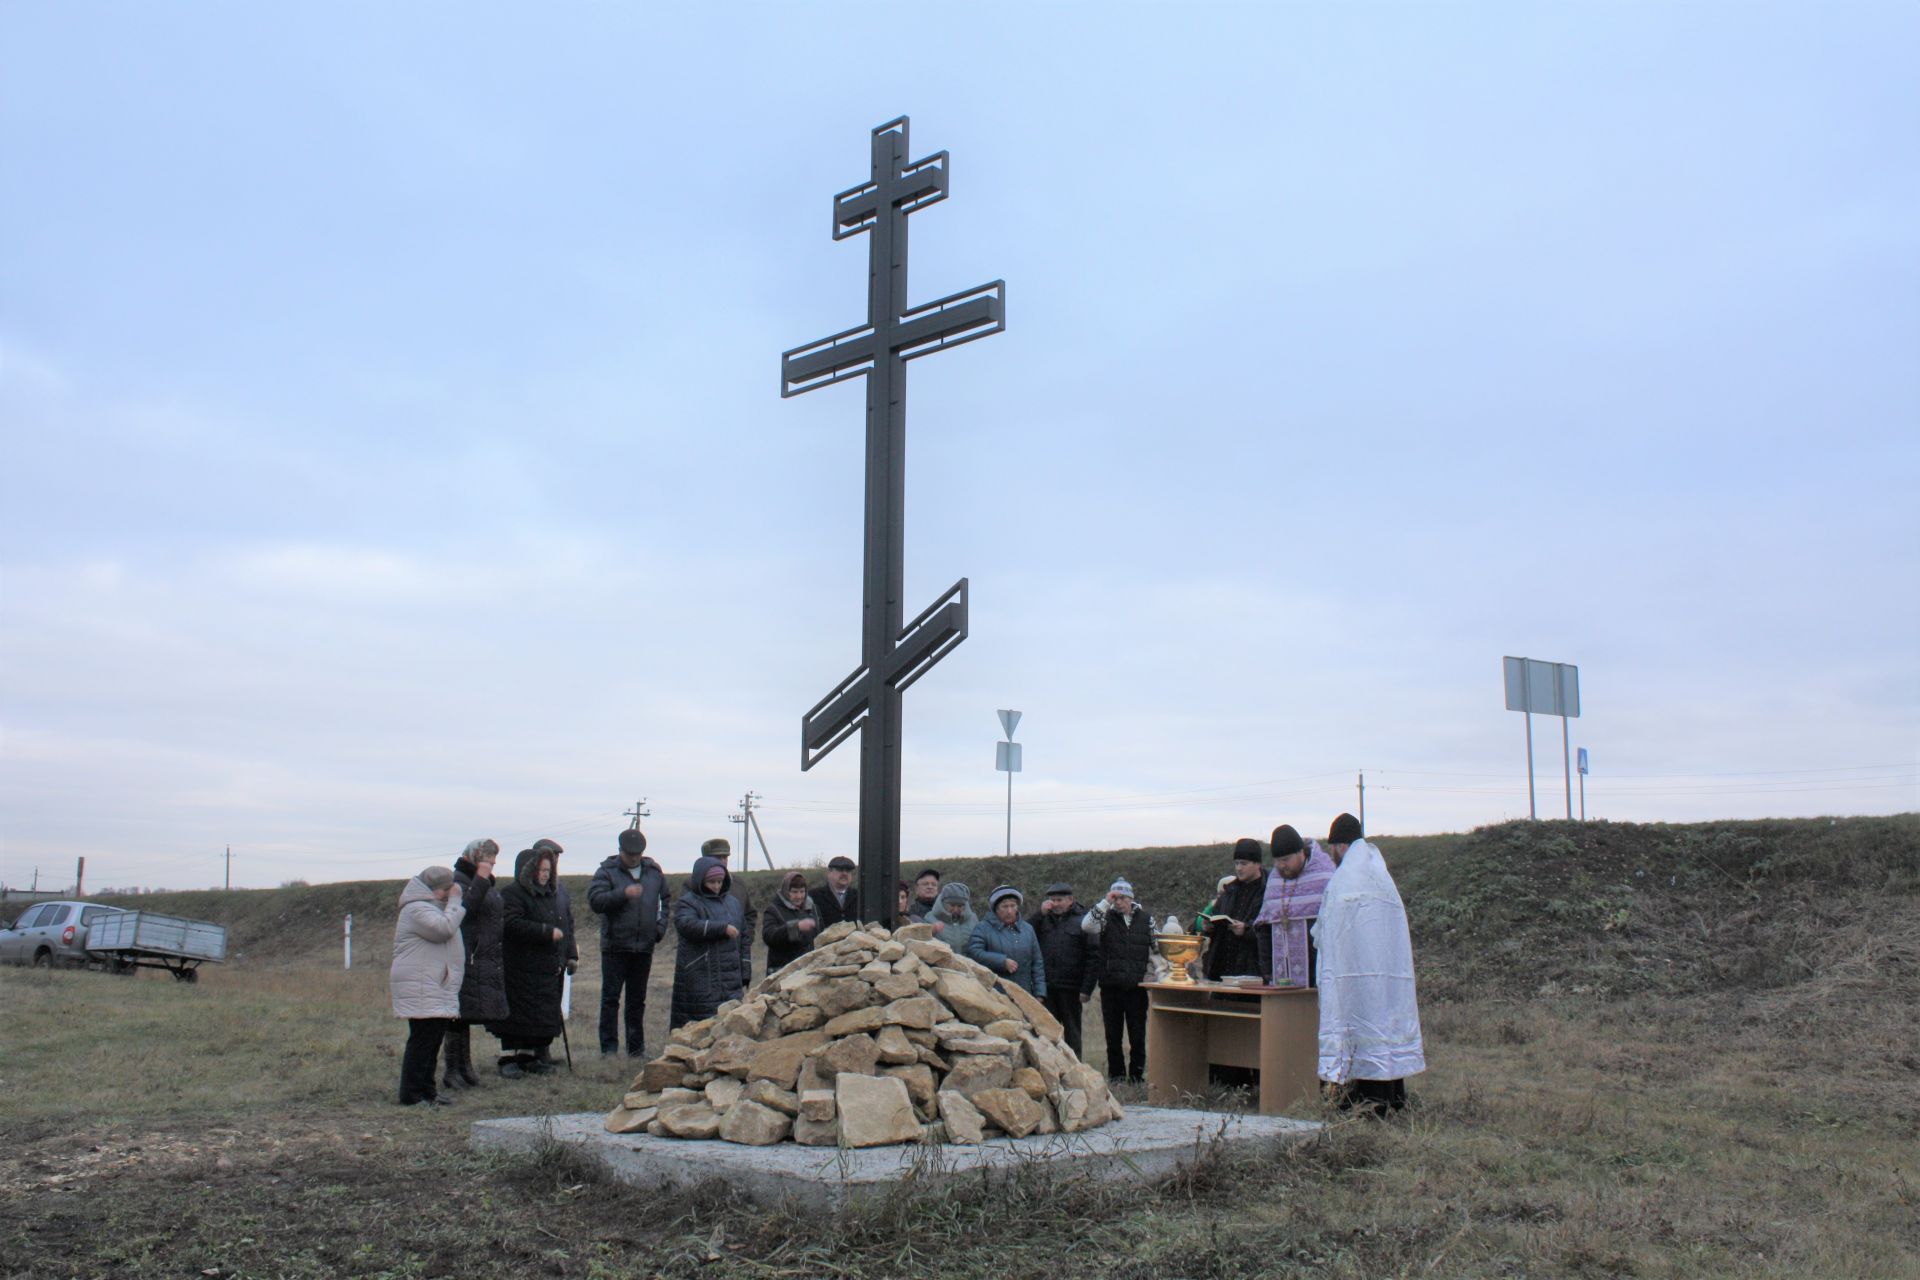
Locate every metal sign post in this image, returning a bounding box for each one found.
[996,709,1022,857]
[344,913,352,970]
[1503,657,1582,821]
[785,118,1006,926]
[1578,747,1589,822]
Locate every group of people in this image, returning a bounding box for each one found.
[387,812,1423,1114]
[387,837,580,1107]
[1183,813,1426,1113]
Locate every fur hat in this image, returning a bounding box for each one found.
[701,837,731,858]
[419,865,455,891]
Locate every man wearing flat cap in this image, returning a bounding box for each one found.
[701,837,757,984]
[1030,882,1097,1057]
[587,828,668,1058]
[809,855,861,929]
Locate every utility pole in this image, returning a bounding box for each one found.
[224,844,233,890]
[1357,771,1366,832]
[730,792,774,871]
[624,797,651,830]
[75,857,85,898]
[746,806,775,871]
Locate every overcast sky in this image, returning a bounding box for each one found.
[3,3,1915,890]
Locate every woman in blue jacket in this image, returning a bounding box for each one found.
[966,885,1048,998]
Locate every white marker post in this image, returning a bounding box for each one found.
[344,913,353,969]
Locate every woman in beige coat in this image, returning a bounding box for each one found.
[390,865,466,1105]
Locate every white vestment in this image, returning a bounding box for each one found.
[1311,839,1425,1084]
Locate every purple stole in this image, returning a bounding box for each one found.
[1252,841,1336,986]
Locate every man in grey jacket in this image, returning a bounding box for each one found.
[587,829,668,1057]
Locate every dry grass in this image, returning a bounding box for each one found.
[2,815,1916,1278]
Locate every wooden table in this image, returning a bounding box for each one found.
[1143,981,1319,1114]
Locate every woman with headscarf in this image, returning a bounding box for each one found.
[966,886,1049,997]
[389,865,466,1105]
[1252,825,1336,988]
[443,838,506,1090]
[1202,838,1269,981]
[761,871,820,974]
[488,845,569,1078]
[670,855,747,1028]
[927,881,979,951]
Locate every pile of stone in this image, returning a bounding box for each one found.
[603,920,1122,1147]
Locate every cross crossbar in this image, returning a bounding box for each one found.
[801,578,968,769]
[832,152,947,238]
[781,282,1005,396]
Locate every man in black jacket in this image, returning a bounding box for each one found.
[1082,877,1155,1082]
[587,829,668,1058]
[809,856,861,928]
[1030,882,1098,1057]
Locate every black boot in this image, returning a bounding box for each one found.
[441,1028,472,1090]
[454,1027,482,1087]
[498,1055,526,1079]
[439,1028,466,1090]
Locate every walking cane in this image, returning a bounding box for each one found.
[558,970,575,1073]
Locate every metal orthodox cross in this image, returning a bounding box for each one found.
[782,117,1005,925]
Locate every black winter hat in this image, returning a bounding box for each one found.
[1270,824,1304,858]
[1232,838,1264,864]
[1328,813,1363,845]
[828,856,856,871]
[618,829,648,857]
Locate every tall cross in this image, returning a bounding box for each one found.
[782,117,1005,926]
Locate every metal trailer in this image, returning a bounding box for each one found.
[84,910,228,982]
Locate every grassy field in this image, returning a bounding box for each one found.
[2,816,1915,1278]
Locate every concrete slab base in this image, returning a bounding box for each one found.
[471,1107,1322,1210]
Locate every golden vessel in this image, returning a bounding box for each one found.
[1153,933,1204,984]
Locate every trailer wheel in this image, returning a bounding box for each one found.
[31,948,52,969]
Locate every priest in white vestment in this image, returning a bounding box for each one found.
[1311,812,1425,1113]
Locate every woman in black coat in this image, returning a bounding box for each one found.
[761,871,820,975]
[487,845,570,1077]
[442,838,507,1090]
[670,856,747,1028]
